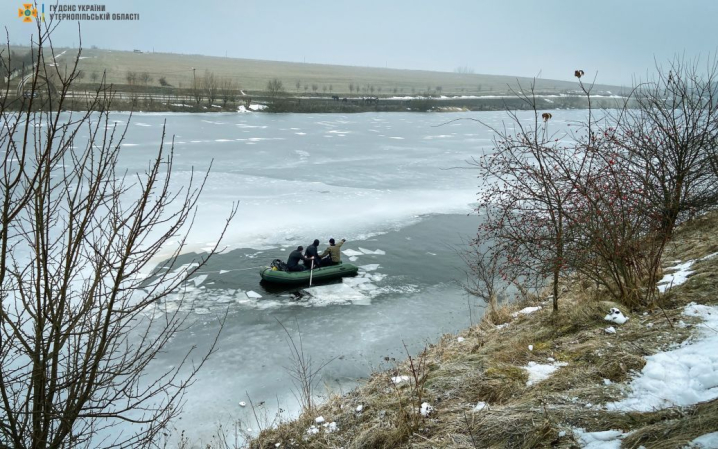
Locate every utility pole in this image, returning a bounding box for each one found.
[192,67,196,103]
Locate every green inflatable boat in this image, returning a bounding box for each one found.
[260,262,359,285]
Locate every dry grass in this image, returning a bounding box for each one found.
[11,46,623,96]
[249,212,718,448]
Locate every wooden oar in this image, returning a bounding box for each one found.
[309,259,314,286]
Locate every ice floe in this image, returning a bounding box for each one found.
[358,247,386,255]
[342,249,364,257]
[359,264,380,272]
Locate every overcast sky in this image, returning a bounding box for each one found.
[4,0,717,85]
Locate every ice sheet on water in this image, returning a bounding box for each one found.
[358,247,386,255]
[302,283,371,306]
[359,264,380,272]
[189,275,208,287]
[342,249,364,257]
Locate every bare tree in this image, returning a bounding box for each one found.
[0,26,237,448]
[311,83,318,94]
[125,70,137,86]
[295,79,301,93]
[615,55,718,238]
[349,83,354,94]
[454,66,475,74]
[266,78,285,101]
[203,70,218,105]
[219,77,239,106]
[90,71,99,83]
[472,79,586,311]
[460,240,513,322]
[138,71,152,86]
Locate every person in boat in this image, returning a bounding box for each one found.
[304,239,322,268]
[287,246,314,272]
[320,238,345,266]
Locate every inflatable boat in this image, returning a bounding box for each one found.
[259,262,359,285]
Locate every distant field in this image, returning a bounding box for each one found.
[11,46,625,96]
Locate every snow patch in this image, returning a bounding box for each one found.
[572,428,627,449]
[473,401,486,412]
[657,260,695,292]
[392,375,410,384]
[604,308,629,324]
[606,302,718,412]
[419,402,433,416]
[688,432,718,448]
[524,360,568,386]
[512,306,541,317]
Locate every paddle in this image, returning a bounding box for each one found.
[309,259,314,286]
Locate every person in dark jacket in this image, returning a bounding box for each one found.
[304,239,321,268]
[287,246,313,272]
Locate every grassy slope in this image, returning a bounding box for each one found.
[16,46,624,95]
[249,211,718,448]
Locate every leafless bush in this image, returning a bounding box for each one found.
[0,24,237,448]
[390,342,429,433]
[615,55,718,238]
[277,319,335,413]
[203,70,218,105]
[219,78,239,106]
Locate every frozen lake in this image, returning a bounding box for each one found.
[104,109,586,443]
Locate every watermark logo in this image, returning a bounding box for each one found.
[18,3,44,22]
